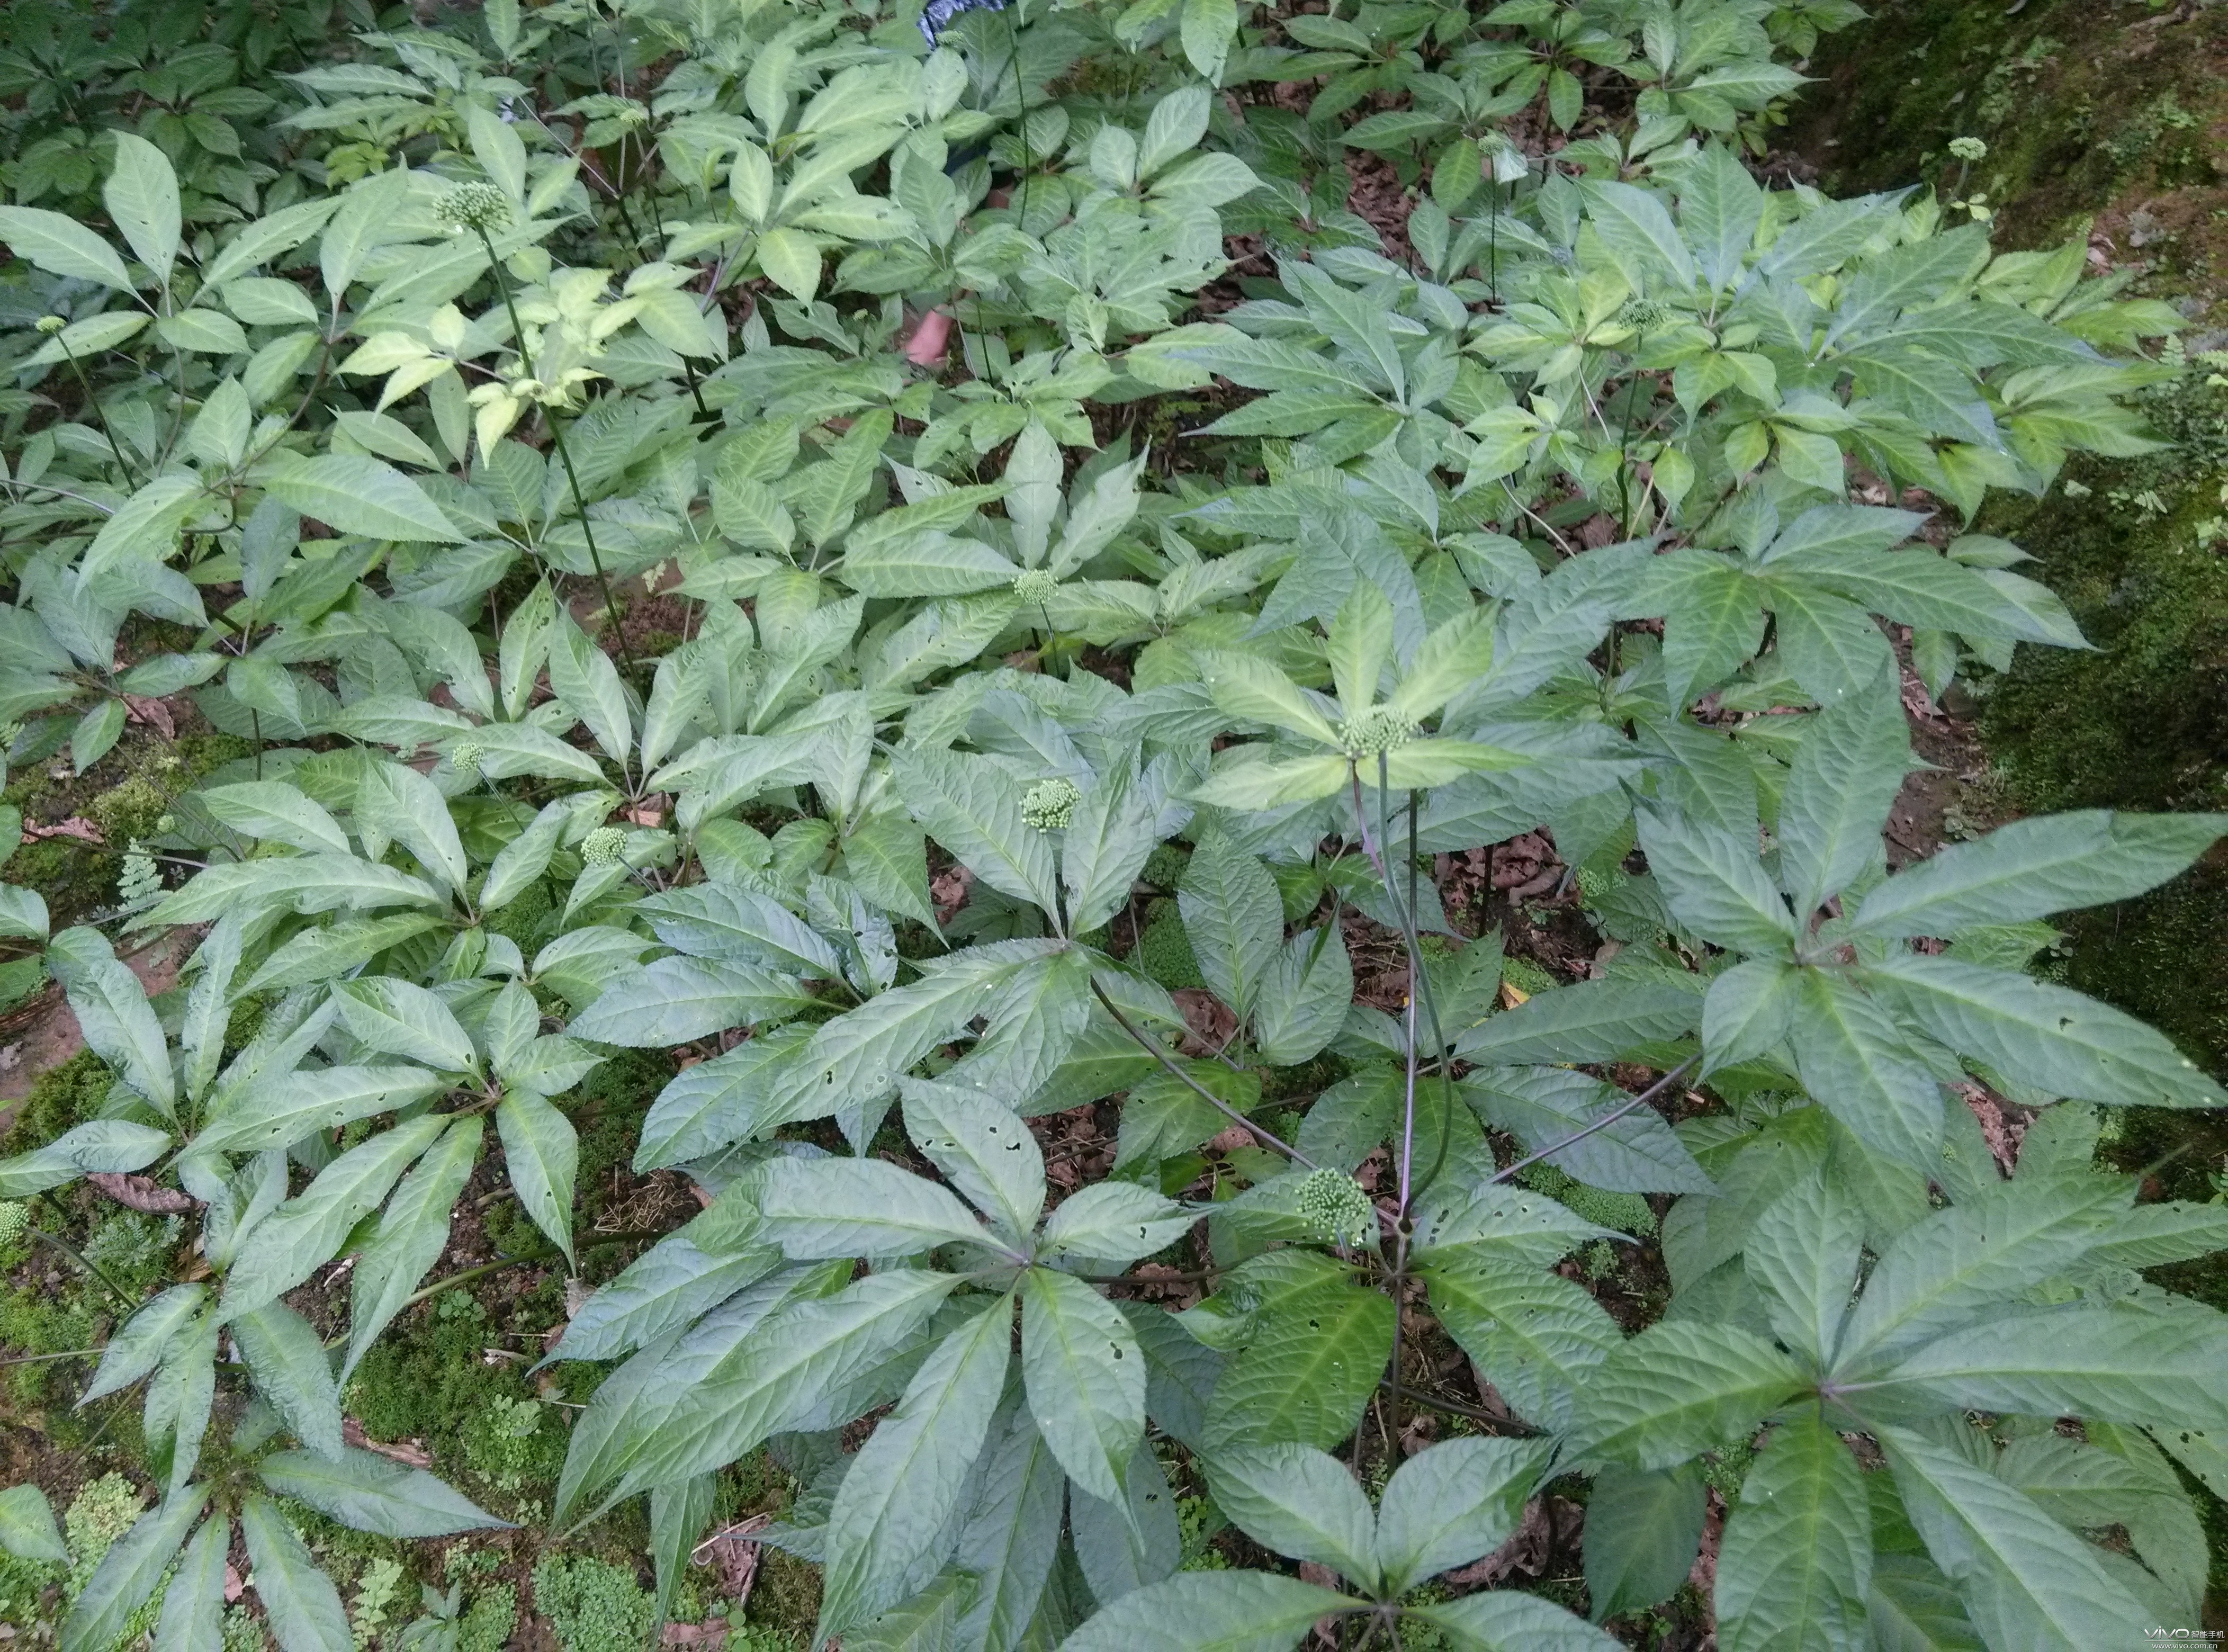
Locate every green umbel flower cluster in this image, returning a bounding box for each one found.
[1948,136,1988,161]
[451,742,484,779]
[1021,777,1081,830]
[1012,568,1059,605]
[1615,297,1669,333]
[0,1201,25,1246]
[1296,1168,1376,1247]
[441,181,514,233]
[1337,707,1418,761]
[581,826,627,867]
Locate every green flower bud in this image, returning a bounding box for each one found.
[440,181,514,233]
[0,1201,25,1245]
[1947,136,1988,161]
[35,315,66,336]
[451,741,484,779]
[581,825,627,867]
[1021,777,1081,830]
[1337,706,1418,761]
[1013,568,1059,605]
[1295,1168,1376,1248]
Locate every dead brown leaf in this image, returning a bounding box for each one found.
[85,1172,197,1214]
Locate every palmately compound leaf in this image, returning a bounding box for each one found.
[1713,1409,1872,1652]
[1201,1442,1378,1590]
[1059,1571,1359,1652]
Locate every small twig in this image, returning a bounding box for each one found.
[1381,1379,1539,1435]
[1488,1056,1701,1186]
[1089,979,1316,1169]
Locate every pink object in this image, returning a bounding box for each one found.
[904,307,954,366]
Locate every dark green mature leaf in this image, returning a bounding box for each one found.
[1060,1573,1358,1652]
[226,1113,448,1315]
[258,1448,510,1537]
[1879,1425,2146,1652]
[1425,1258,1622,1432]
[821,1295,1015,1635]
[241,1495,352,1651]
[1022,1266,1145,1503]
[1742,1170,1862,1366]
[567,956,814,1046]
[1563,1321,1807,1470]
[1852,812,2227,939]
[901,1077,1047,1241]
[156,1514,229,1652]
[1180,829,1284,1026]
[497,1087,579,1265]
[1878,1305,2228,1433]
[344,1116,481,1379]
[0,1484,65,1564]
[1203,1443,1378,1588]
[195,1065,444,1156]
[1405,1592,1622,1650]
[1831,1175,2131,1370]
[1374,1436,1548,1593]
[549,1232,781,1363]
[1714,1411,1871,1652]
[81,1283,207,1406]
[895,747,1061,915]
[1454,977,1702,1064]
[756,1157,992,1257]
[1863,954,2227,1109]
[235,1302,344,1459]
[953,1407,1067,1652]
[60,1489,209,1652]
[1775,671,1909,915]
[1204,1277,1393,1452]
[1785,970,1944,1172]
[1071,1438,1183,1606]
[265,453,463,542]
[48,927,176,1118]
[1582,1464,1706,1623]
[1464,1066,1713,1193]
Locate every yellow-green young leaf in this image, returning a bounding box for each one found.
[756,227,822,300]
[1180,0,1238,82]
[264,453,464,543]
[239,1496,352,1651]
[0,205,134,289]
[1714,1411,1871,1652]
[1190,754,1351,810]
[497,1087,578,1265]
[1389,606,1496,721]
[59,1487,209,1652]
[1193,649,1340,744]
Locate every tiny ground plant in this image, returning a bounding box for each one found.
[0,0,2222,1648]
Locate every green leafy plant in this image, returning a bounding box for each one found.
[2,0,2221,1647]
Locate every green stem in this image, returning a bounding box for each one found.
[1088,978,1316,1168]
[57,337,139,486]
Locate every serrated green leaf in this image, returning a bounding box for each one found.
[235,1301,344,1460]
[80,1283,208,1406]
[497,1086,578,1265]
[1563,1321,1805,1470]
[1021,1265,1145,1503]
[344,1116,482,1379]
[1060,1572,1357,1652]
[1179,830,1284,1027]
[155,1513,229,1652]
[1375,1435,1548,1594]
[60,1488,208,1652]
[1877,1305,2228,1433]
[1742,1170,1862,1366]
[1204,1277,1392,1452]
[756,1155,992,1258]
[0,205,134,289]
[0,1484,65,1564]
[1715,1409,1871,1652]
[258,1447,510,1537]
[265,453,463,543]
[240,1495,352,1651]
[1203,1442,1377,1588]
[1405,1591,1622,1651]
[1582,1464,1706,1623]
[895,747,1061,916]
[822,1294,1014,1635]
[196,1064,443,1156]
[901,1077,1046,1240]
[1422,1257,1620,1432]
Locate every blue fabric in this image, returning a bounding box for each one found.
[918,0,1009,48]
